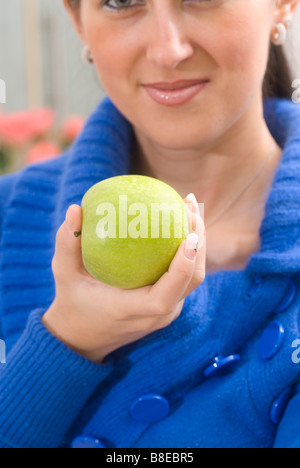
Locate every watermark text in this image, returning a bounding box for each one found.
[291,79,300,104]
[0,79,6,104]
[292,339,300,364]
[94,197,204,240]
[0,339,6,364]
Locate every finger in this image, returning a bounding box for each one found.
[181,230,206,300]
[180,194,206,300]
[52,204,85,276]
[147,232,199,314]
[184,193,205,235]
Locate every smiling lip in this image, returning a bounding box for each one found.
[142,79,210,106]
[143,79,209,90]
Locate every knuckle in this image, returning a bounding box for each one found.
[194,268,206,284]
[155,321,167,332]
[149,301,168,317]
[51,255,59,275]
[169,311,180,325]
[111,303,134,323]
[51,254,67,284]
[55,224,63,242]
[52,263,63,283]
[131,317,153,335]
[111,307,124,322]
[138,319,154,334]
[157,308,177,329]
[156,313,176,331]
[177,266,193,280]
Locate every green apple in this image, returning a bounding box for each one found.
[81,175,189,289]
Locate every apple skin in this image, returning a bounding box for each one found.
[81,175,189,289]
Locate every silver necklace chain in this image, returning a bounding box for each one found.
[205,143,277,229]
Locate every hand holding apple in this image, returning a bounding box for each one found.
[42,191,206,363]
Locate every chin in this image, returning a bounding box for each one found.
[146,127,212,152]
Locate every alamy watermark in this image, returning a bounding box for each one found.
[292,339,300,364]
[0,339,6,364]
[0,80,7,362]
[291,79,300,104]
[93,198,204,240]
[0,78,6,104]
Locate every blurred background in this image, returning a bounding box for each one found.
[0,0,300,174]
[1,0,105,118]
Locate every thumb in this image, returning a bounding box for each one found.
[65,204,82,239]
[53,204,85,275]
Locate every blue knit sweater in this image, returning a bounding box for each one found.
[0,96,300,449]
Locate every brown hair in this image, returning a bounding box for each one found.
[67,0,293,100]
[263,43,293,99]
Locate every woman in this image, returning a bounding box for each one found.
[0,0,300,448]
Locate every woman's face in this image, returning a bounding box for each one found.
[73,0,278,150]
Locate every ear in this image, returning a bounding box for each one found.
[274,0,300,23]
[62,0,86,44]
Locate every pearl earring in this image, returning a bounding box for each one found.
[271,22,287,46]
[81,45,94,64]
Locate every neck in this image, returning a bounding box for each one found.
[130,96,282,228]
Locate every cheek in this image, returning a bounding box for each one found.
[92,36,127,89]
[87,23,138,96]
[210,7,270,87]
[80,7,135,94]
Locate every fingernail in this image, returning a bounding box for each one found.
[186,192,201,219]
[185,233,199,261]
[185,193,197,213]
[186,193,197,204]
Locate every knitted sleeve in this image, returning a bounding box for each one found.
[0,173,114,448]
[273,388,300,448]
[0,173,16,338]
[0,173,16,224]
[0,307,114,448]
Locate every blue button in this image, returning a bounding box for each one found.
[130,394,170,424]
[259,321,285,360]
[273,280,296,314]
[204,355,241,378]
[71,436,106,449]
[270,388,294,425]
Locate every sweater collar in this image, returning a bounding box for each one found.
[247,97,300,274]
[57,95,300,276]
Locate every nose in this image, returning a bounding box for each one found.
[146,15,194,69]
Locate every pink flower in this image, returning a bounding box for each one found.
[27,108,55,137]
[0,108,55,147]
[61,115,85,143]
[25,141,61,165]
